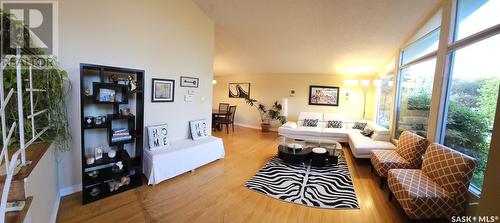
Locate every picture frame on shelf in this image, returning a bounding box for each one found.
[180,76,199,88]
[308,85,340,106]
[152,78,175,102]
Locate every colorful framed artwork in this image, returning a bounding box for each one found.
[308,85,339,106]
[152,78,175,102]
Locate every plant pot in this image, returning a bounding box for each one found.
[261,123,271,132]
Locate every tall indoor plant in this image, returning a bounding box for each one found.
[245,97,287,132]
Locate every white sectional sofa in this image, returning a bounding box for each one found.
[278,112,395,158]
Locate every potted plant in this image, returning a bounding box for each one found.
[245,97,287,132]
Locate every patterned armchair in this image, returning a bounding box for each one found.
[370,131,428,188]
[387,143,476,219]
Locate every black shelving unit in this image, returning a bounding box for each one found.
[80,63,145,204]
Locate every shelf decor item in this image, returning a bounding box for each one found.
[180,76,199,88]
[128,75,138,92]
[84,116,94,126]
[120,108,130,116]
[92,82,129,104]
[86,156,95,165]
[152,78,175,102]
[94,147,104,160]
[108,149,116,158]
[80,63,144,204]
[308,85,340,106]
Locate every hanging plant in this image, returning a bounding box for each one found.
[0,9,72,153]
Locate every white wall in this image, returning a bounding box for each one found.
[57,0,214,191]
[25,144,59,223]
[213,74,377,130]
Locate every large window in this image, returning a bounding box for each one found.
[441,0,500,192]
[395,59,436,138]
[455,0,500,41]
[400,29,440,65]
[376,76,393,128]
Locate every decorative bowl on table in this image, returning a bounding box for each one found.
[287,143,303,151]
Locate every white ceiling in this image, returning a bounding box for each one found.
[193,0,440,76]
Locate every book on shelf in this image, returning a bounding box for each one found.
[113,128,129,134]
[111,135,132,143]
[111,128,132,142]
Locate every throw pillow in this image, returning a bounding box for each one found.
[303,119,318,127]
[352,122,367,130]
[327,120,343,128]
[361,127,374,137]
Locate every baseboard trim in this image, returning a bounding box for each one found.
[59,184,82,197]
[50,192,61,223]
[234,123,278,132]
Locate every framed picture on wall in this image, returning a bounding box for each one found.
[308,85,339,106]
[228,83,250,98]
[152,78,175,102]
[180,76,199,88]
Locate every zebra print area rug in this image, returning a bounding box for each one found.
[245,152,359,209]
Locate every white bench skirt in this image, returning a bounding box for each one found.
[144,136,225,185]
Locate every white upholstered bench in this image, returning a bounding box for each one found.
[143,136,225,185]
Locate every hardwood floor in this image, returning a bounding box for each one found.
[57,126,411,223]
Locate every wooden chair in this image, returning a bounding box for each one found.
[215,106,236,134]
[218,103,230,113]
[213,103,230,131]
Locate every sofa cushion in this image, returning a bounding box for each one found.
[349,130,395,157]
[352,121,367,130]
[361,127,374,137]
[303,119,319,127]
[298,112,323,122]
[327,120,343,128]
[323,113,346,122]
[279,126,322,137]
[366,121,389,135]
[281,122,298,128]
[321,128,348,138]
[371,132,390,141]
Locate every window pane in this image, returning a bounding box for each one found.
[455,0,500,41]
[443,34,500,191]
[376,76,394,128]
[401,30,440,65]
[395,59,436,138]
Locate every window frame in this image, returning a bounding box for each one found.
[437,1,500,193]
[375,75,394,129]
[392,0,500,195]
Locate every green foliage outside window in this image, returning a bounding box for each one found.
[406,78,498,188]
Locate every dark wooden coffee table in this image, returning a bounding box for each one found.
[278,137,342,166]
[278,145,312,164]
